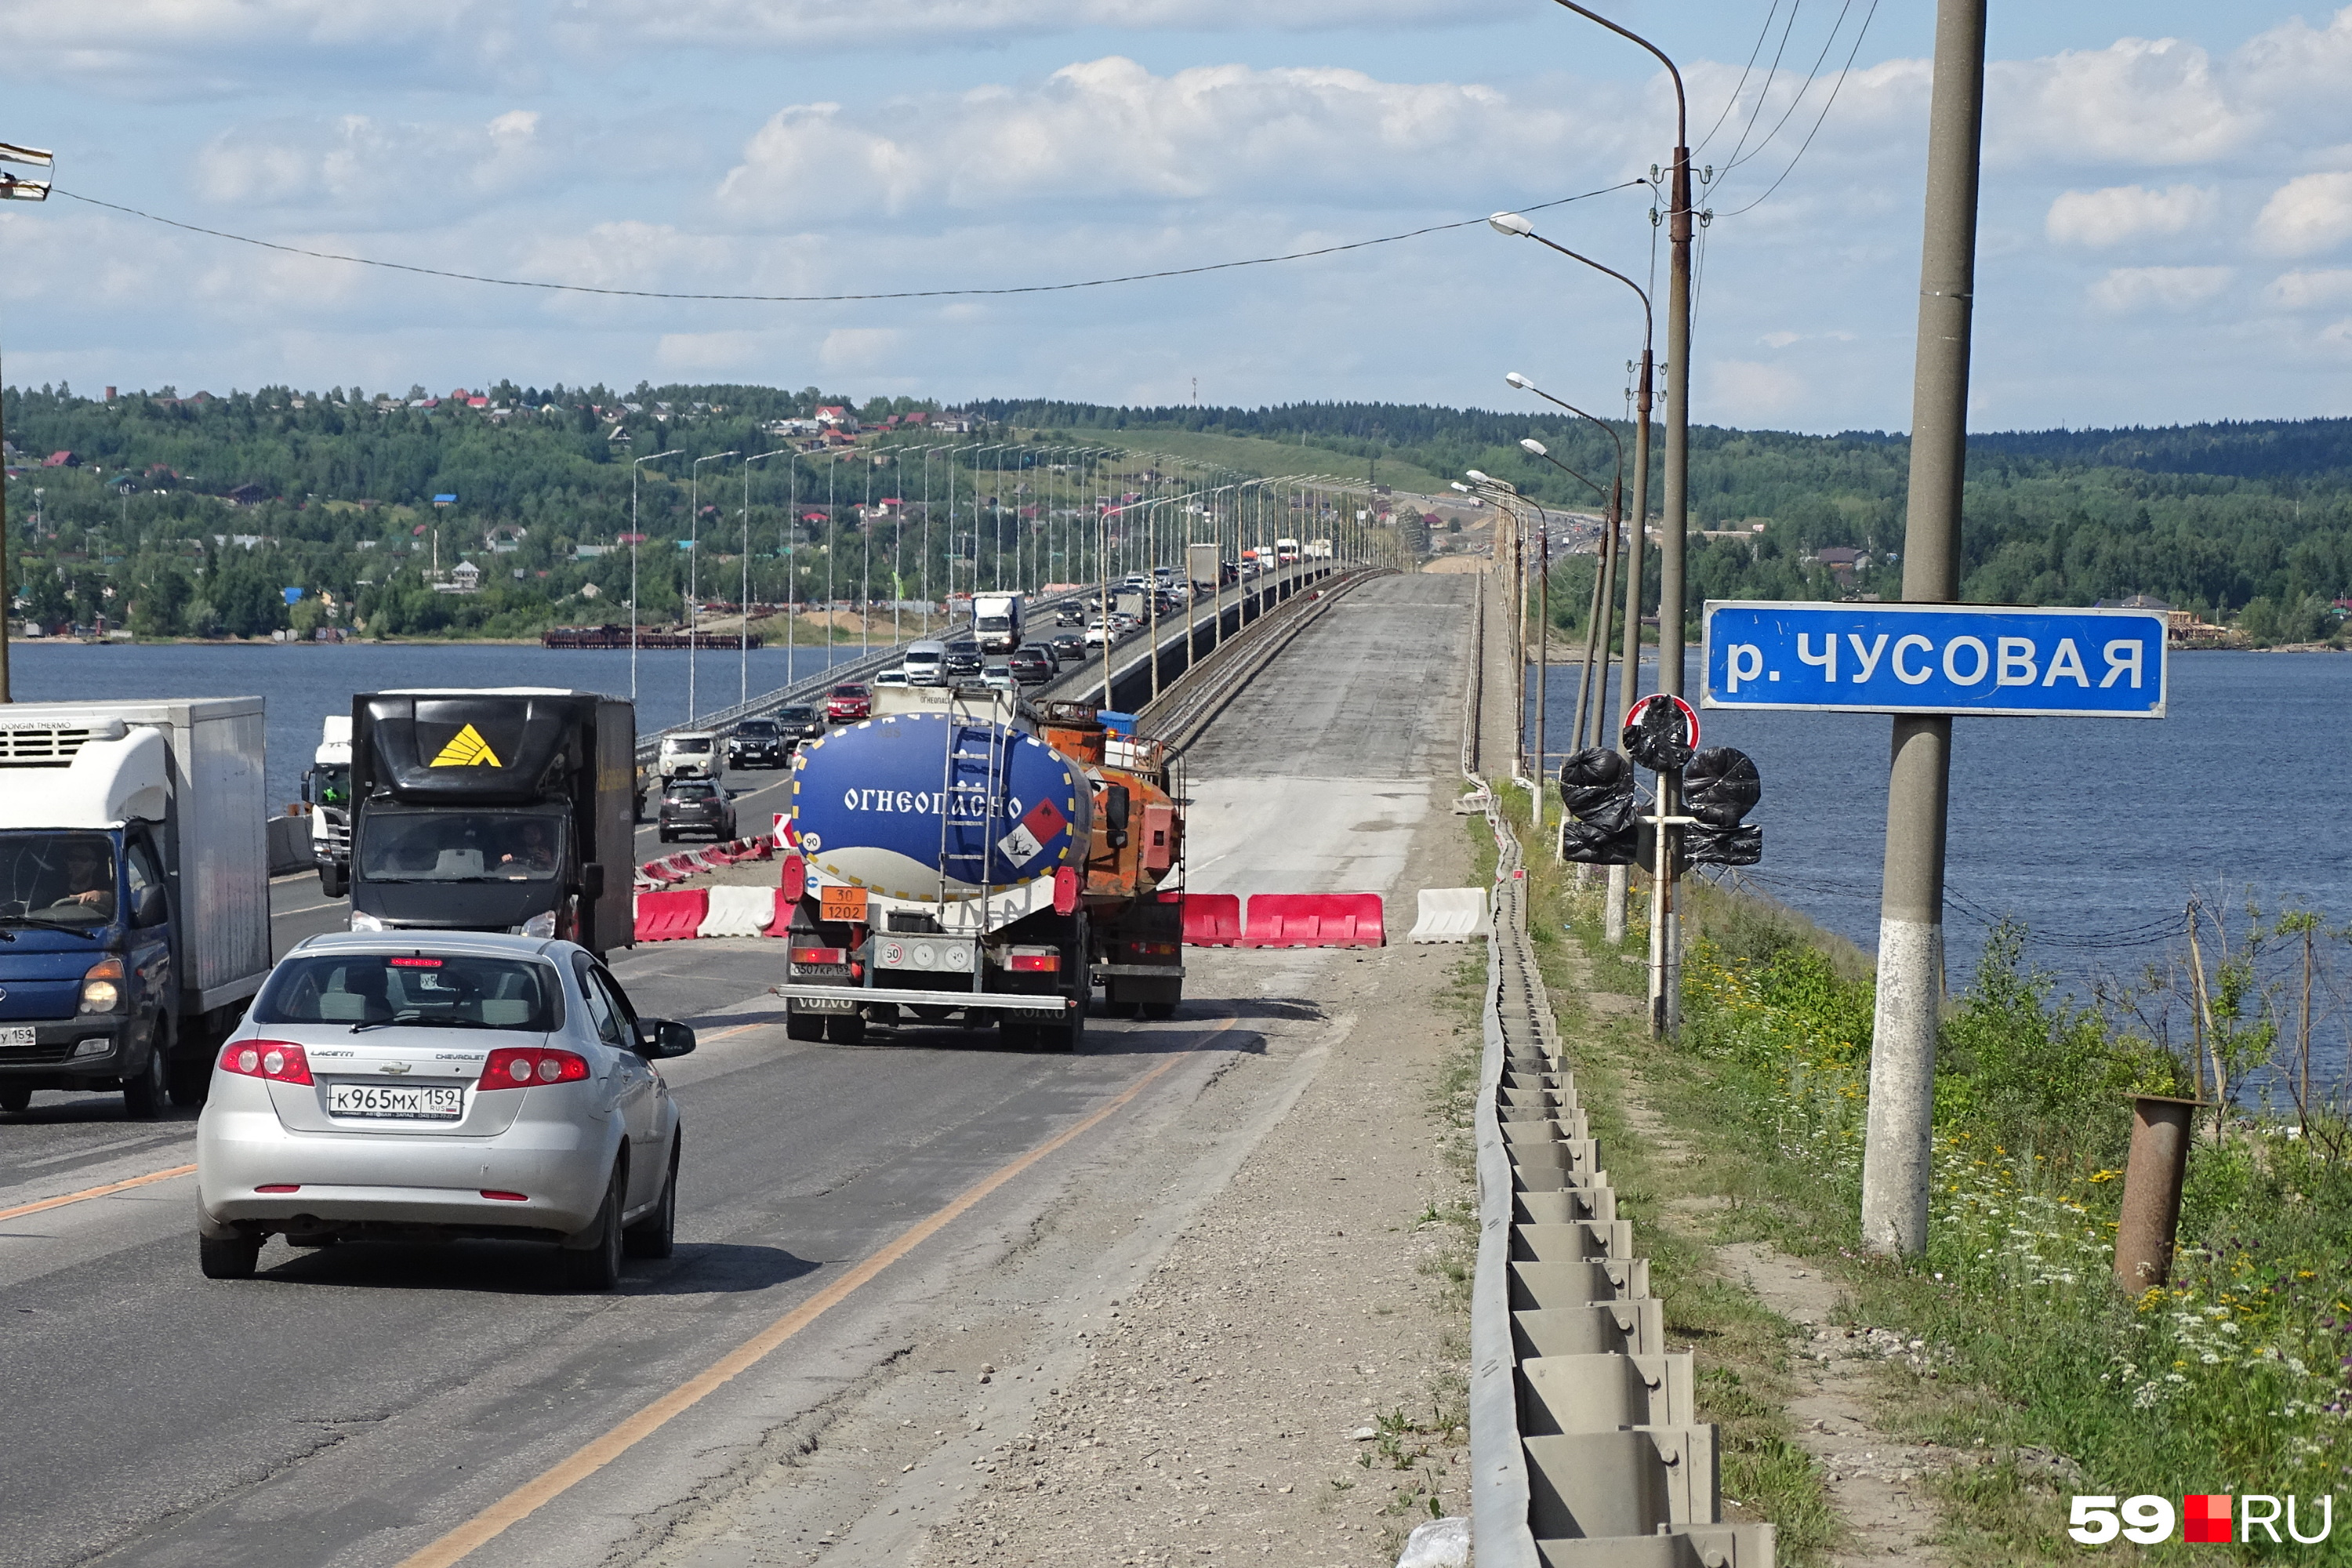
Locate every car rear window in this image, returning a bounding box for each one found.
[255,953,561,1031]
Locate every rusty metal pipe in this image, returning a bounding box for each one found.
[2114,1094,2199,1291]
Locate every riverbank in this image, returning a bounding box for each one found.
[1512,793,2352,1563]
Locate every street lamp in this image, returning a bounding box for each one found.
[1519,405,1624,760]
[0,140,54,703]
[742,449,792,707]
[629,448,683,702]
[688,449,739,721]
[1525,1,1695,1037]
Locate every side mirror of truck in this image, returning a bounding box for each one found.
[633,1018,696,1059]
[583,862,606,900]
[132,884,169,927]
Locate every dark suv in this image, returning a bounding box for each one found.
[727,717,788,769]
[1007,644,1057,686]
[944,642,985,681]
[773,704,825,744]
[1047,630,1085,662]
[659,779,737,844]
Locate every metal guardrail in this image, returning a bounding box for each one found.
[1464,567,1777,1567]
[1142,568,1381,753]
[631,582,1105,766]
[1029,563,1332,711]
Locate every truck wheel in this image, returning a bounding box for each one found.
[0,1086,30,1114]
[999,1014,1039,1050]
[823,1014,867,1047]
[1042,1003,1087,1054]
[658,829,674,844]
[562,1162,626,1291]
[624,1136,680,1260]
[1142,1002,1178,1021]
[319,865,347,899]
[199,1233,262,1280]
[786,1012,826,1042]
[123,1028,169,1120]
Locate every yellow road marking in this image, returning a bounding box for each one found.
[397,1025,1223,1567]
[0,1163,198,1224]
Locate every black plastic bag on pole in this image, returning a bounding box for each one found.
[1558,747,1635,832]
[1683,747,1762,826]
[1686,822,1762,866]
[1561,819,1639,866]
[1622,697,1696,773]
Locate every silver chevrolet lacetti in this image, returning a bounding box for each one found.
[194,931,695,1290]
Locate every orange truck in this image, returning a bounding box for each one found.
[1033,702,1185,1018]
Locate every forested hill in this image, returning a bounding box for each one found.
[987,398,2352,637]
[7,379,2352,644]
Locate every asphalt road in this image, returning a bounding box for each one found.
[0,570,1474,1568]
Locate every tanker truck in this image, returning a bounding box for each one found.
[1031,702,1185,1018]
[775,694,1097,1050]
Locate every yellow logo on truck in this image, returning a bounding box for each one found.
[430,724,503,768]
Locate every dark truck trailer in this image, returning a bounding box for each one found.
[348,689,635,956]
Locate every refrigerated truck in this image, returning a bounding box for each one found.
[0,698,273,1112]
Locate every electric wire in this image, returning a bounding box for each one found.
[52,182,1641,305]
[1713,0,1882,219]
[1716,0,1807,177]
[1720,0,1856,176]
[1692,0,1789,158]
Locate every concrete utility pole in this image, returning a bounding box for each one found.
[1860,0,1989,1258]
[0,140,56,702]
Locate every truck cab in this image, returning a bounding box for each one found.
[303,714,353,897]
[348,690,634,956]
[0,700,272,1114]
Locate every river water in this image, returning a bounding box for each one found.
[6,638,869,811]
[1531,649,2352,994]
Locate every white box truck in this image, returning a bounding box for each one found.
[0,698,273,1112]
[971,592,1023,654]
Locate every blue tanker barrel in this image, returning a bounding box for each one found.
[788,713,1093,901]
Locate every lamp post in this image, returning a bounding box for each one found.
[629,448,683,703]
[688,450,739,722]
[0,140,53,702]
[742,449,792,707]
[1528,1,1693,1035]
[1488,226,1653,750]
[1516,437,1609,811]
[1512,382,1628,755]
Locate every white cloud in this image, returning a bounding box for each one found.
[2088,265,2234,313]
[818,328,906,372]
[2045,183,2216,247]
[715,57,1608,220]
[1988,38,2255,167]
[554,0,1512,52]
[1705,360,1807,422]
[2270,268,2352,310]
[193,111,558,212]
[2254,171,2352,258]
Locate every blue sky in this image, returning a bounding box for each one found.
[4,2,2349,434]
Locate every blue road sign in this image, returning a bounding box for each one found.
[1702,601,2167,719]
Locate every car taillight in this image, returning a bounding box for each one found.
[220,1040,314,1085]
[791,946,846,965]
[1007,949,1060,973]
[780,853,807,903]
[476,1047,591,1090]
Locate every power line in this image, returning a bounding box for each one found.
[1714,0,1882,218]
[1722,0,1855,176]
[53,182,1642,305]
[1693,0,1791,158]
[1717,0,1807,176]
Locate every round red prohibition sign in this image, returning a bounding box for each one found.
[1624,693,1700,750]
